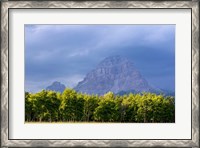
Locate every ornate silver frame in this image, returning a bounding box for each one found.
[1,1,199,147]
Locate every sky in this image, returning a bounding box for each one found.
[25,25,175,93]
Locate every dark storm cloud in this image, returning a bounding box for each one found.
[25,25,175,92]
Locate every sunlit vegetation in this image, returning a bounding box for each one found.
[25,88,175,123]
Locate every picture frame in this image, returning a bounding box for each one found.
[1,1,199,147]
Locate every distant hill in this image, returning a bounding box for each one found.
[116,89,175,96]
[74,55,159,95]
[46,81,66,93]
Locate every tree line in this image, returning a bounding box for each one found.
[25,88,175,123]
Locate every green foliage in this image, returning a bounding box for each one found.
[60,88,84,121]
[25,89,175,123]
[83,94,99,121]
[94,92,119,122]
[121,93,138,122]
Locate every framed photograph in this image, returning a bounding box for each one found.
[1,1,199,147]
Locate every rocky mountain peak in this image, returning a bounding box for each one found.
[98,55,129,66]
[74,56,154,95]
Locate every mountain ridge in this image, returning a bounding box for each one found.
[45,56,174,96]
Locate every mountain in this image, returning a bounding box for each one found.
[74,55,156,95]
[46,81,66,93]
